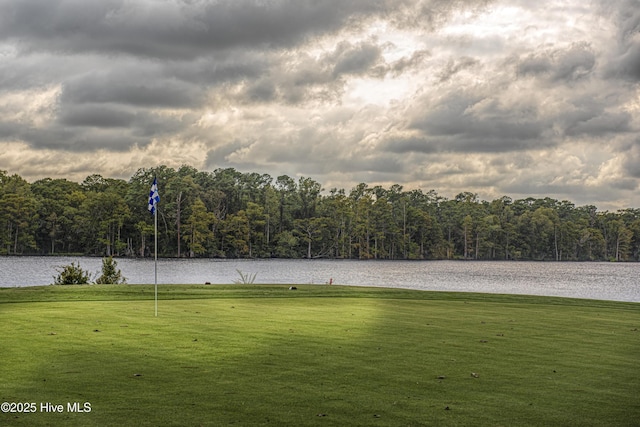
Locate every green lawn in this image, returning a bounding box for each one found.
[1,284,638,426]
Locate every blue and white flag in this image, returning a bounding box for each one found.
[148,177,160,215]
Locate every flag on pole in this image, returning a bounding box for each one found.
[148,177,160,215]
[148,177,160,316]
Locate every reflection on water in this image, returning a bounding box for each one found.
[1,257,638,302]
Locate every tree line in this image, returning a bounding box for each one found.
[2,165,640,261]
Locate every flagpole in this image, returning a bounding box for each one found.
[149,176,160,317]
[154,203,158,317]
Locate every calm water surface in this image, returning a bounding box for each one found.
[1,257,638,302]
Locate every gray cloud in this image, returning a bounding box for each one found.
[61,73,204,108]
[517,42,596,83]
[438,56,480,82]
[599,0,640,81]
[517,55,552,76]
[0,0,387,59]
[58,105,135,128]
[400,89,549,153]
[330,41,384,77]
[15,125,130,152]
[389,49,431,76]
[550,43,596,82]
[556,94,633,137]
[563,111,631,137]
[610,41,640,81]
[226,39,400,106]
[388,0,494,31]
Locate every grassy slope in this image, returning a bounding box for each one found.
[0,284,638,426]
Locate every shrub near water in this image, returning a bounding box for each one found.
[52,257,126,285]
[52,262,91,285]
[94,257,126,285]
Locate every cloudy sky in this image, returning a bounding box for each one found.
[1,0,639,209]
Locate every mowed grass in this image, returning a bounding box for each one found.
[0,284,638,426]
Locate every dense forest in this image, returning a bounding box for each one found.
[2,165,640,261]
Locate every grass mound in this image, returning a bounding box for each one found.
[1,284,638,426]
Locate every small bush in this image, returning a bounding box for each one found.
[53,262,91,285]
[95,257,127,284]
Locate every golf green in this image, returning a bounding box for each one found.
[1,284,638,426]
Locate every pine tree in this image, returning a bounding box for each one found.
[95,257,127,284]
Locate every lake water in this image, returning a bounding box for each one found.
[0,257,638,302]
